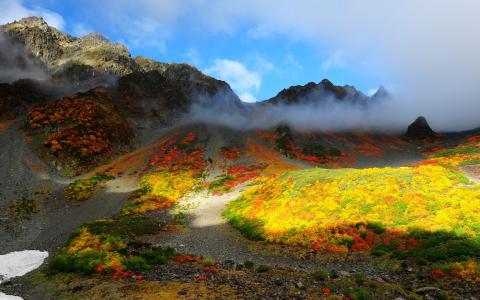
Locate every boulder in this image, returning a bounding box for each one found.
[406,116,437,140]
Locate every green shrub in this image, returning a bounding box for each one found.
[6,197,39,221]
[73,252,106,274]
[202,258,215,267]
[311,270,328,281]
[371,249,387,257]
[256,264,270,273]
[350,288,370,300]
[138,246,174,266]
[329,270,339,278]
[173,212,186,225]
[50,250,107,275]
[125,256,151,272]
[354,273,366,285]
[85,216,163,238]
[49,251,76,273]
[366,222,386,234]
[244,261,255,269]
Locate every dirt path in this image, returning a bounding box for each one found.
[149,189,306,267]
[461,164,480,183]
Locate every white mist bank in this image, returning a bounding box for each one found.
[185,92,436,133]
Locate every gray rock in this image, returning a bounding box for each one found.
[416,287,442,294]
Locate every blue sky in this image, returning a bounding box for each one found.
[1,0,387,102]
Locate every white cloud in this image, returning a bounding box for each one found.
[185,48,201,66]
[367,88,378,96]
[247,25,273,39]
[205,59,261,102]
[72,23,92,37]
[321,50,345,71]
[238,92,258,103]
[284,53,302,70]
[251,54,275,73]
[0,0,65,29]
[85,0,480,130]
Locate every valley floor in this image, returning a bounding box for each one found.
[1,122,479,299]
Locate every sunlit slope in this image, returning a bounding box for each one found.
[225,165,480,265]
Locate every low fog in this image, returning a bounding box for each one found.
[186,89,419,133]
[0,32,47,82]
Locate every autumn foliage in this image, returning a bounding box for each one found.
[208,163,267,195]
[122,132,207,215]
[225,163,480,280]
[26,88,134,174]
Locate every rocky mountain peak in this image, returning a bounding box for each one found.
[266,78,369,105]
[79,32,109,43]
[372,86,389,99]
[1,17,134,76]
[12,16,49,28]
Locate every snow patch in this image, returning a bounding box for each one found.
[0,250,48,283]
[0,250,49,300]
[0,292,23,299]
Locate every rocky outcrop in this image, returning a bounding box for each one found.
[1,17,137,76]
[1,18,232,89]
[266,79,374,106]
[406,116,437,140]
[1,17,243,108]
[135,56,168,73]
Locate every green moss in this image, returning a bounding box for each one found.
[65,172,115,201]
[208,174,235,193]
[85,216,164,238]
[432,147,480,157]
[222,209,264,241]
[459,159,480,166]
[6,196,39,221]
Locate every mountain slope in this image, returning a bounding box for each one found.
[1,17,242,105]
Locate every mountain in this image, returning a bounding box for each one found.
[1,17,136,76]
[0,17,242,105]
[265,78,380,105]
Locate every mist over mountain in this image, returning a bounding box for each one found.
[0,16,473,135]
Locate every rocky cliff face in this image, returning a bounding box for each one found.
[0,17,242,105]
[1,17,136,76]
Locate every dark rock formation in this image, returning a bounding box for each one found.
[265,78,374,106]
[406,116,437,140]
